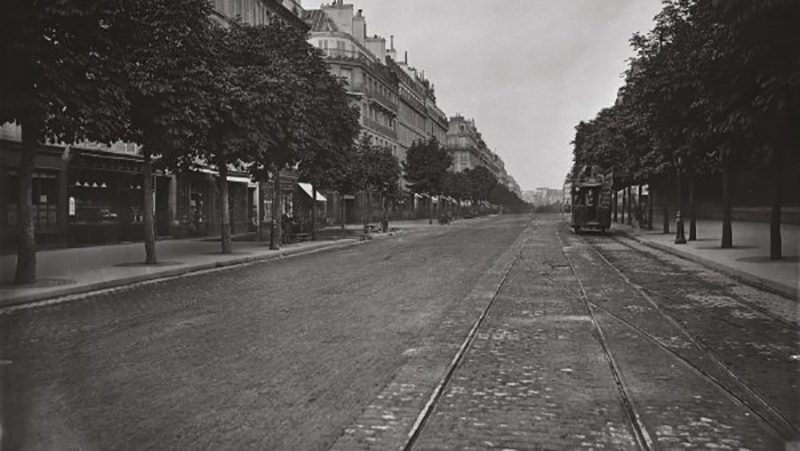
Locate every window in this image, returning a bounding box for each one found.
[6,171,60,231]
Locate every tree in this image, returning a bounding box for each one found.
[231,19,358,249]
[298,60,361,240]
[327,140,366,233]
[443,170,471,216]
[1,2,129,284]
[709,1,800,258]
[489,183,528,214]
[404,138,453,223]
[358,135,401,230]
[111,0,218,262]
[465,166,498,209]
[203,22,282,254]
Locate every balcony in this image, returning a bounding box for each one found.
[401,92,426,115]
[366,87,398,115]
[319,49,398,114]
[320,47,371,63]
[363,117,397,140]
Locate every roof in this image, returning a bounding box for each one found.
[302,9,339,32]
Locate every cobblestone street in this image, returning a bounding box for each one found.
[1,215,798,449]
[0,217,527,449]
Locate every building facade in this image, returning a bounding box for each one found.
[446,114,521,194]
[304,2,400,155]
[446,115,491,173]
[1,0,306,249]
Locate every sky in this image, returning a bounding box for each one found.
[323,0,664,191]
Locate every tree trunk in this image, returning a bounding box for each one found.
[363,191,369,234]
[662,174,670,234]
[637,185,643,227]
[256,177,265,242]
[647,181,654,231]
[381,194,388,232]
[770,149,782,259]
[428,195,433,224]
[311,185,318,241]
[14,120,38,284]
[721,165,733,249]
[340,193,346,233]
[218,163,232,254]
[688,170,697,241]
[142,148,157,264]
[626,186,633,226]
[621,187,626,224]
[612,190,618,222]
[271,166,281,250]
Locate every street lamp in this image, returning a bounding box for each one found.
[675,157,687,244]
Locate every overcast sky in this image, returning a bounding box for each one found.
[332,0,663,191]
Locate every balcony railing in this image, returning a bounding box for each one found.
[319,49,398,113]
[366,87,398,114]
[363,117,397,140]
[401,92,426,115]
[320,47,372,63]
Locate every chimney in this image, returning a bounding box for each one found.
[352,7,366,43]
[404,50,408,64]
[387,35,397,60]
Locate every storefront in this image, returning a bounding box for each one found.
[174,167,256,238]
[66,148,162,245]
[1,140,69,249]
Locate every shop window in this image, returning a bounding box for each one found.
[68,171,144,224]
[6,171,60,232]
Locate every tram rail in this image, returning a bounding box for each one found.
[568,229,798,443]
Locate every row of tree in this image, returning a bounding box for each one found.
[2,0,361,284]
[2,2,528,285]
[404,138,530,219]
[570,0,798,258]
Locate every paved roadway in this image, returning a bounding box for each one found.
[0,216,528,450]
[2,214,798,450]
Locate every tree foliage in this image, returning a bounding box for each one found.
[1,1,131,283]
[358,135,401,199]
[403,138,453,195]
[571,0,799,180]
[464,166,498,201]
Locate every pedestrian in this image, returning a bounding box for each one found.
[633,199,641,231]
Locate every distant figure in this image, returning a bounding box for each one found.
[281,213,292,243]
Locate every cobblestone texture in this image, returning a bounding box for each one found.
[412,219,638,450]
[587,234,800,436]
[562,229,790,448]
[0,217,529,450]
[331,220,532,450]
[3,215,796,450]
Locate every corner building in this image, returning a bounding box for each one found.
[304,2,400,155]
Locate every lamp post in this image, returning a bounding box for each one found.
[675,158,687,244]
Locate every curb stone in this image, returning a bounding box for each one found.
[0,219,487,311]
[0,238,365,310]
[616,229,798,302]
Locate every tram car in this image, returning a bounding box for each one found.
[570,165,612,233]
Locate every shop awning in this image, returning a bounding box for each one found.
[298,182,326,201]
[196,167,256,187]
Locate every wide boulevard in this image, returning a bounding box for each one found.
[1,215,797,449]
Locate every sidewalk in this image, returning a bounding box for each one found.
[614,218,799,300]
[0,218,440,309]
